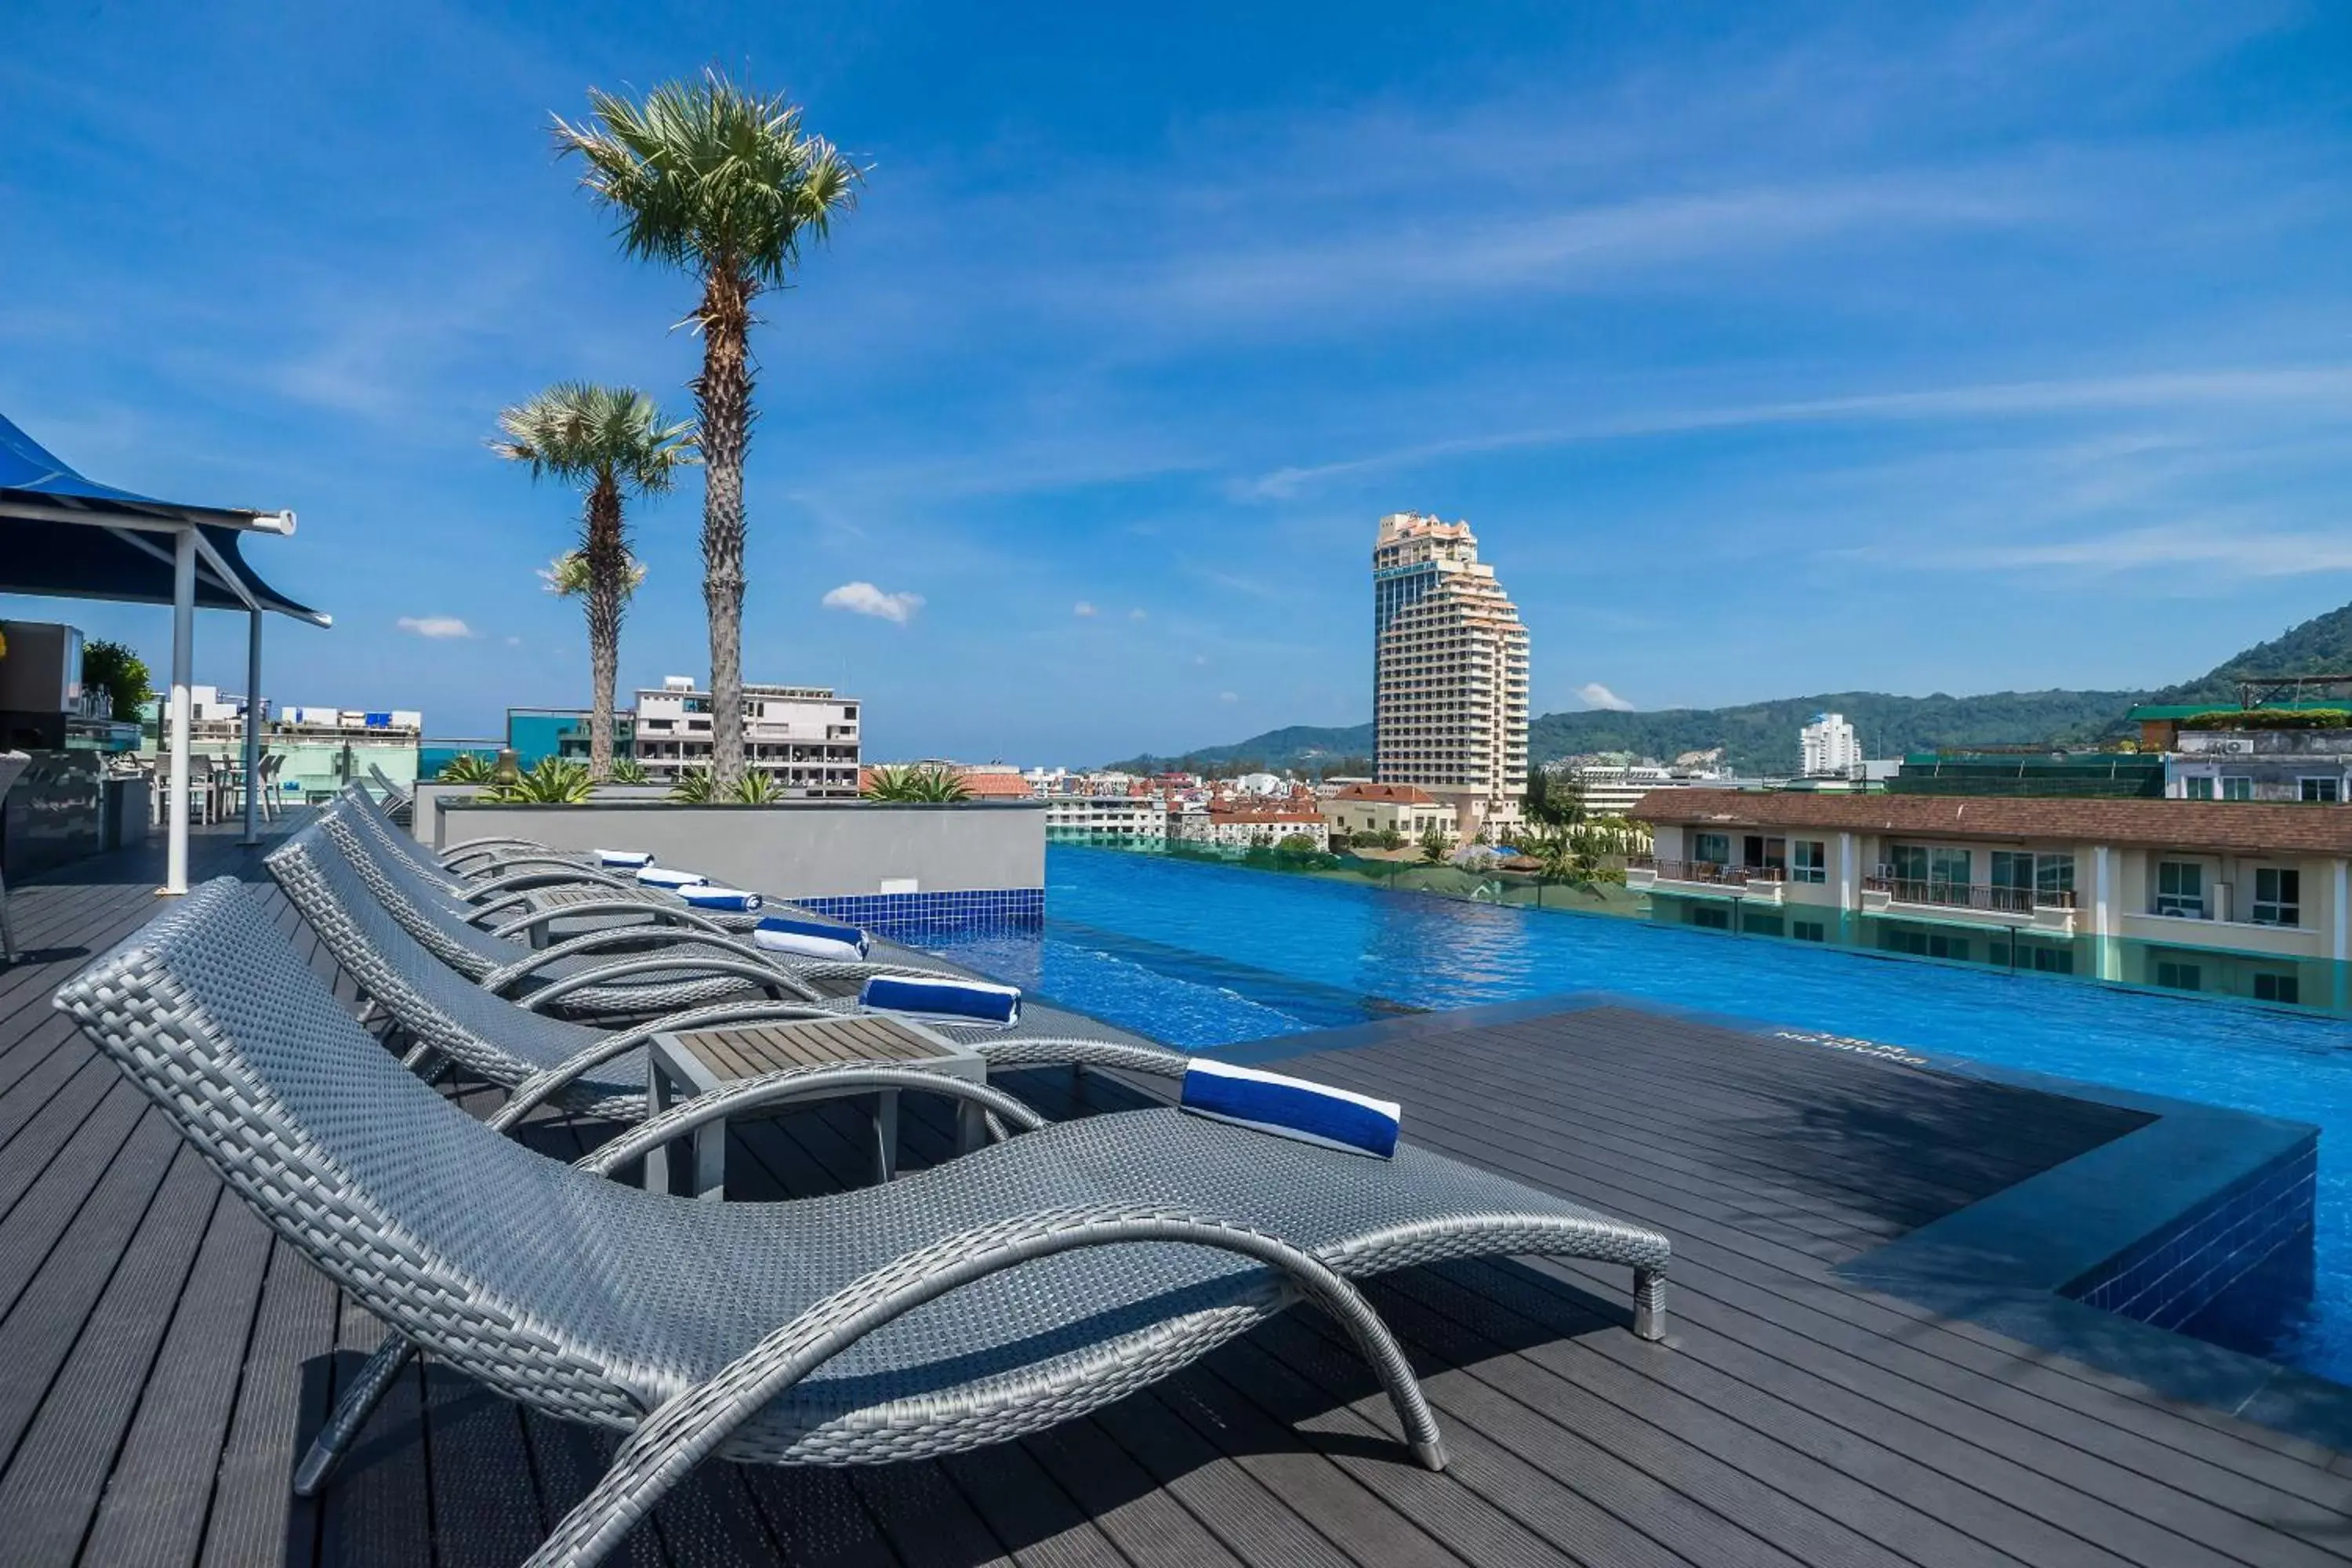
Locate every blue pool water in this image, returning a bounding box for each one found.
[925,844,2352,1383]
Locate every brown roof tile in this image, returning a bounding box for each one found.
[1331,782,1439,804]
[1630,789,2352,856]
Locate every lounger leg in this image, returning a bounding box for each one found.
[293,1334,415,1496]
[1634,1266,1668,1341]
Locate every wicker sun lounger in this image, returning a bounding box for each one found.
[57,878,1668,1568]
[271,818,1015,1117]
[273,817,1159,1125]
[320,799,964,1005]
[314,802,828,1020]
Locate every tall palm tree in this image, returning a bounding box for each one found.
[491,383,695,781]
[555,71,863,789]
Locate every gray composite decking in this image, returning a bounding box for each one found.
[0,818,2349,1567]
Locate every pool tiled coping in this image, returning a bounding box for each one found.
[1203,991,2349,1453]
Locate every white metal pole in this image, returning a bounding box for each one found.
[164,527,196,895]
[241,608,263,844]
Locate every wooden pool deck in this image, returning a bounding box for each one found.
[1,818,2349,1566]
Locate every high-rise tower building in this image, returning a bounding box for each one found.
[1799,711,1860,779]
[1371,513,1530,822]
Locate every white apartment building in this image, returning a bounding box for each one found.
[1371,513,1530,824]
[1174,802,1330,851]
[1800,712,1861,779]
[1573,764,1694,818]
[1044,795,1168,840]
[630,676,861,796]
[2169,729,2352,804]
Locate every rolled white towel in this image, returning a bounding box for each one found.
[597,848,655,869]
[859,974,1022,1027]
[751,916,869,962]
[636,866,710,890]
[1179,1058,1400,1159]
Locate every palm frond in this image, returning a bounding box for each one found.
[490,382,696,495]
[554,69,866,289]
[539,549,648,598]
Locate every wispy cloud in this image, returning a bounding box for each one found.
[1577,681,1637,711]
[822,581,926,623]
[1234,365,2352,499]
[1916,521,2352,579]
[1072,601,1098,617]
[396,615,475,639]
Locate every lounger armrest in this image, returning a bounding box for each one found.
[485,898,733,942]
[527,1206,1448,1566]
[460,862,634,900]
[971,1036,1195,1079]
[505,954,820,1011]
[481,925,786,984]
[575,1065,1050,1174]
[440,835,568,870]
[486,999,847,1131]
[766,958,967,985]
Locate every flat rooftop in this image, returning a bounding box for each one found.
[0,821,2347,1566]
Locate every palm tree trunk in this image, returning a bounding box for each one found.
[694,269,757,790]
[583,476,626,782]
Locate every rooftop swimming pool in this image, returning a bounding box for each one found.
[924,843,2352,1385]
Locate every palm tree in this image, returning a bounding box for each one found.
[556,71,863,789]
[491,383,694,782]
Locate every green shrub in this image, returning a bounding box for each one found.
[485,757,592,804]
[669,767,718,803]
[82,639,153,721]
[2180,708,2350,731]
[606,757,650,785]
[437,753,498,784]
[732,771,784,804]
[863,764,970,803]
[1274,833,1321,857]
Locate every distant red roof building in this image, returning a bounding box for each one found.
[953,768,1036,799]
[1331,782,1439,804]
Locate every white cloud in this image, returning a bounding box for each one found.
[1194,655,1209,666]
[1128,608,1149,621]
[822,582,926,624]
[1073,601,1098,617]
[1218,691,1240,703]
[1233,364,2352,500]
[1925,522,2352,579]
[505,635,521,647]
[396,615,475,640]
[1577,681,1636,711]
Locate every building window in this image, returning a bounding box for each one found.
[2155,861,2205,918]
[1688,903,1731,931]
[2035,854,2075,906]
[2254,972,2301,1005]
[1791,840,1827,884]
[2184,776,2215,800]
[2252,867,2300,927]
[2222,776,2253,801]
[1693,832,1731,866]
[2156,960,2201,992]
[2300,777,2340,804]
[1792,919,1826,942]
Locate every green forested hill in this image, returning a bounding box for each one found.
[2146,603,2352,706]
[1107,599,2352,776]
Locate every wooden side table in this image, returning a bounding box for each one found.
[644,1014,989,1198]
[512,881,635,948]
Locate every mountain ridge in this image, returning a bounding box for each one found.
[1105,601,2352,777]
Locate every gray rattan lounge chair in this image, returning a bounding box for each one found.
[314,802,826,1019]
[336,780,779,937]
[0,751,27,964]
[56,879,1668,1568]
[270,818,895,1120]
[318,800,964,1008]
[274,818,1166,1131]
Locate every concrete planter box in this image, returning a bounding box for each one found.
[426,797,1047,935]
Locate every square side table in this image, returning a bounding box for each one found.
[645,1014,988,1198]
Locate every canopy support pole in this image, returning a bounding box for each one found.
[240,608,263,846]
[163,527,194,895]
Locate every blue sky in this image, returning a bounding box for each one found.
[5,2,2350,763]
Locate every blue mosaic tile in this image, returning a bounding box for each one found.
[793,886,1044,941]
[2064,1136,2317,1338]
